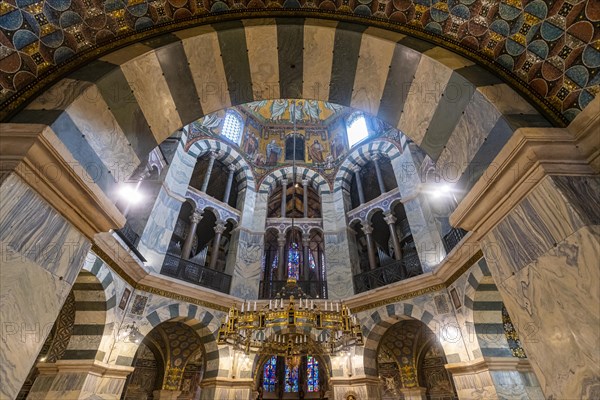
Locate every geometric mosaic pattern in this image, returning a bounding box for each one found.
[0,2,597,123]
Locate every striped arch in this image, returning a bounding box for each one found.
[463,258,513,358]
[61,255,118,363]
[187,138,255,190]
[356,301,464,378]
[5,18,549,218]
[258,166,330,196]
[142,303,227,379]
[334,140,402,194]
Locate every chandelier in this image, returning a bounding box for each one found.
[217,286,363,356]
[218,100,363,357]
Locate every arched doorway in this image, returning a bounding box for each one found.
[121,321,205,399]
[376,320,457,400]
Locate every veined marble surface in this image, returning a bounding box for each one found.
[0,174,89,399]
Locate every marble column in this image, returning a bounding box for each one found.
[199,378,254,399]
[450,119,600,399]
[302,179,309,218]
[223,164,236,204]
[209,220,226,270]
[181,211,202,260]
[280,179,288,218]
[330,376,381,400]
[302,235,311,281]
[384,212,402,261]
[361,223,378,270]
[372,154,386,195]
[277,232,287,281]
[200,151,218,192]
[352,165,366,205]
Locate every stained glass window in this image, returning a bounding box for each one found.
[284,359,299,392]
[222,111,243,144]
[271,255,278,279]
[263,356,277,392]
[307,355,320,392]
[287,242,300,280]
[308,251,316,270]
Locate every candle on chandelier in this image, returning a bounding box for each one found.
[254,301,257,311]
[241,302,245,312]
[336,302,340,312]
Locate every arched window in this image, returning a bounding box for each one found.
[284,359,300,393]
[263,356,277,392]
[287,242,300,280]
[307,355,320,392]
[222,111,243,144]
[346,112,368,147]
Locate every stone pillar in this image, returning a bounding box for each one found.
[302,179,309,218]
[372,154,386,195]
[181,211,202,260]
[361,223,378,270]
[352,165,366,205]
[400,387,427,400]
[209,220,226,270]
[277,232,287,281]
[450,113,599,400]
[200,378,254,399]
[28,360,134,400]
[280,179,288,218]
[446,357,543,400]
[223,164,236,204]
[0,124,124,399]
[200,151,218,192]
[384,212,402,261]
[302,235,311,281]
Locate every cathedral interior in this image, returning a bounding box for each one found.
[0,2,599,400]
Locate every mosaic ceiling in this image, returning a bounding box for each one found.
[240,100,347,125]
[0,0,598,122]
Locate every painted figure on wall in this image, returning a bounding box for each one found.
[243,131,259,158]
[271,99,289,121]
[309,139,325,163]
[266,139,282,165]
[303,100,321,122]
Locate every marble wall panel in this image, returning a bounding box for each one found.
[0,174,90,399]
[229,230,264,299]
[178,27,232,115]
[302,19,337,101]
[244,20,280,100]
[485,224,599,399]
[120,52,181,144]
[65,83,141,184]
[398,56,452,146]
[350,29,396,116]
[436,91,502,181]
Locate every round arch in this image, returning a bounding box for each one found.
[259,166,330,196]
[5,18,549,220]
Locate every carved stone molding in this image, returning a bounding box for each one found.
[0,124,125,239]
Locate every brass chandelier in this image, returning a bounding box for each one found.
[218,100,363,357]
[217,283,363,356]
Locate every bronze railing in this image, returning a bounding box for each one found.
[161,253,232,294]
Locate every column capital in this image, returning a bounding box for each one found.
[281,178,288,185]
[383,212,397,225]
[227,164,236,172]
[302,235,310,246]
[214,220,227,234]
[361,223,373,235]
[351,164,361,173]
[277,232,287,245]
[209,150,220,159]
[372,153,381,162]
[190,211,203,224]
[302,179,309,187]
